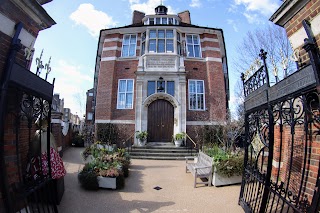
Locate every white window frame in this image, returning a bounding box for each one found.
[186,34,202,58]
[121,34,137,57]
[148,29,174,53]
[188,80,205,110]
[117,79,134,109]
[144,17,179,25]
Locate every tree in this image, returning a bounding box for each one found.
[234,23,297,84]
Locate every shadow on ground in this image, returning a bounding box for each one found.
[58,148,175,213]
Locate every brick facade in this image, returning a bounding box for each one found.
[270,0,320,66]
[269,0,320,205]
[94,5,229,145]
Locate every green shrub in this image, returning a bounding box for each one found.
[78,165,99,190]
[205,146,244,178]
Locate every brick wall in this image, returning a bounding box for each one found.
[0,1,54,210]
[132,10,145,24]
[270,123,320,203]
[178,11,191,24]
[0,1,40,38]
[282,0,320,65]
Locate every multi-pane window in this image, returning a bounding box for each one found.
[141,32,146,55]
[148,29,174,53]
[186,35,201,58]
[167,81,175,96]
[177,32,182,55]
[147,81,174,96]
[117,79,134,109]
[121,34,137,57]
[189,80,205,110]
[144,17,179,25]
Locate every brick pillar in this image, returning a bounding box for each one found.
[51,111,63,156]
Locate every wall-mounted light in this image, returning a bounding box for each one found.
[157,77,164,92]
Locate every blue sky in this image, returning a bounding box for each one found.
[30,0,282,117]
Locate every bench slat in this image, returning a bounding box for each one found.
[185,151,213,188]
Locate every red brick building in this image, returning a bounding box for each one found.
[94,5,229,145]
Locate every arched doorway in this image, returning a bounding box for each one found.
[147,99,174,142]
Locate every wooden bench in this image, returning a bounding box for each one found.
[185,151,213,188]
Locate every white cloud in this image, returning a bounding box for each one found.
[243,12,263,24]
[52,60,93,115]
[190,0,201,8]
[234,0,279,16]
[70,4,117,37]
[228,4,237,13]
[129,0,176,15]
[227,19,239,32]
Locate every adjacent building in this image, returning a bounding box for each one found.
[93,5,229,145]
[85,88,94,125]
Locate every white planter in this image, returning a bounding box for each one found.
[174,139,183,147]
[97,176,117,189]
[138,139,146,146]
[212,172,242,187]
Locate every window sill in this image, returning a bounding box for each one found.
[185,57,204,61]
[118,57,139,61]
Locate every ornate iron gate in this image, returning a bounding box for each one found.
[239,24,320,212]
[0,23,58,212]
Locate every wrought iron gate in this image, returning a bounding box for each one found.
[239,26,320,212]
[0,23,58,212]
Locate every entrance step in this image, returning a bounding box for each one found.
[129,143,198,160]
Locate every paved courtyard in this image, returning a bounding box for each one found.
[58,147,243,213]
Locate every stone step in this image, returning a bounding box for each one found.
[129,143,198,160]
[130,155,189,160]
[130,151,195,157]
[130,148,193,153]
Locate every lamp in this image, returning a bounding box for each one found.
[157,77,164,92]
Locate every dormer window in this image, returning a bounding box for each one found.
[143,17,179,25]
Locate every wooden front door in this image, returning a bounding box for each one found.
[147,99,174,142]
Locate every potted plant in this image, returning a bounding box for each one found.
[136,131,148,146]
[78,163,99,190]
[81,146,95,163]
[204,146,244,186]
[174,132,185,147]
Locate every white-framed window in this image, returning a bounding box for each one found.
[87,112,93,120]
[186,34,201,58]
[141,32,146,55]
[121,34,137,57]
[117,79,134,109]
[88,92,93,96]
[144,17,179,25]
[147,80,174,96]
[188,80,205,110]
[148,29,174,53]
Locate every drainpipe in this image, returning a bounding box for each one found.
[0,22,23,213]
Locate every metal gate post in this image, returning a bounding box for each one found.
[0,22,22,213]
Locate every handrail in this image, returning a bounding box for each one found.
[124,132,135,144]
[123,132,135,152]
[185,133,197,149]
